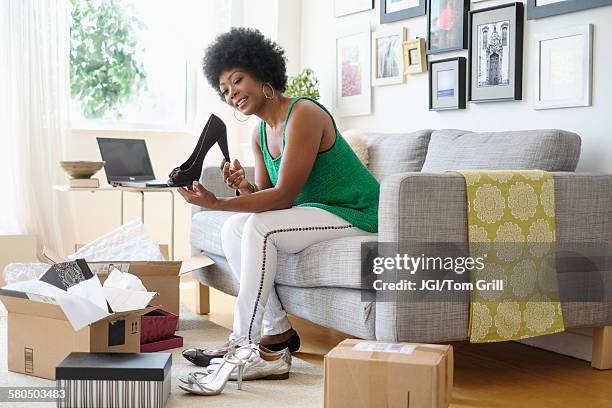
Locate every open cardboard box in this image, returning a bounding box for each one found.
[0,288,158,380]
[41,245,214,317]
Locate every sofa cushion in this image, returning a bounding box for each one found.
[275,235,378,289]
[363,130,432,181]
[191,210,234,256]
[421,129,581,172]
[192,209,378,289]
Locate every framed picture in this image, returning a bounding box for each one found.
[469,2,524,103]
[334,0,374,17]
[527,0,612,20]
[427,0,470,54]
[380,0,427,23]
[372,27,407,86]
[334,24,372,117]
[429,57,467,110]
[403,38,427,74]
[533,24,593,110]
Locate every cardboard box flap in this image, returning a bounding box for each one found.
[0,294,67,321]
[88,262,182,277]
[179,255,215,275]
[95,305,160,324]
[327,339,448,366]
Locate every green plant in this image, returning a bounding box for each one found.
[70,0,147,119]
[284,68,320,100]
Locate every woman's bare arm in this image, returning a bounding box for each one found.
[208,101,327,212]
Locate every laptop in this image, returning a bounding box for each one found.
[97,138,169,188]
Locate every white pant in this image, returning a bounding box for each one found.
[220,206,376,343]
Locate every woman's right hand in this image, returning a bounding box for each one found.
[220,158,250,192]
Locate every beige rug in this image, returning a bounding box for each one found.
[0,306,324,408]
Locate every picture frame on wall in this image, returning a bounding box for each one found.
[372,27,407,86]
[380,0,427,23]
[533,24,593,110]
[469,2,524,103]
[403,38,427,74]
[527,0,612,20]
[334,24,372,117]
[334,0,374,17]
[429,57,467,110]
[427,0,470,54]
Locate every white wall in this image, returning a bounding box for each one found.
[300,0,611,173]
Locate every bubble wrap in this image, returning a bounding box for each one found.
[3,263,51,285]
[68,219,164,262]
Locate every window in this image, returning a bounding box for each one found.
[69,0,230,131]
[482,27,489,50]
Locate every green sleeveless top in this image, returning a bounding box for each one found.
[259,96,380,233]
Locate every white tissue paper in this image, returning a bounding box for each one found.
[103,268,148,292]
[3,279,110,331]
[3,263,51,285]
[68,219,164,261]
[102,268,156,312]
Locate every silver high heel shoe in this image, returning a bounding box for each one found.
[177,344,256,396]
[205,345,291,381]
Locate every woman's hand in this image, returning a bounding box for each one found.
[221,158,251,193]
[177,181,219,209]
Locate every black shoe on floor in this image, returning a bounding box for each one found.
[261,330,301,353]
[181,348,218,367]
[182,336,247,367]
[167,114,229,187]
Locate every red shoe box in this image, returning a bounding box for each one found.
[141,335,184,353]
[141,309,179,344]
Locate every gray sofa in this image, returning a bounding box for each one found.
[189,129,612,346]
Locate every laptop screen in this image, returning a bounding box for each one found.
[97,138,156,182]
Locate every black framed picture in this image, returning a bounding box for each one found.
[429,57,466,111]
[527,0,612,20]
[468,2,524,103]
[427,0,470,54]
[380,0,427,23]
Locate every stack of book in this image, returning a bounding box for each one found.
[69,178,99,188]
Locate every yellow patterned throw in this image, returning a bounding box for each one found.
[455,170,565,343]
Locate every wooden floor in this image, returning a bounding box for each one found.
[180,276,612,408]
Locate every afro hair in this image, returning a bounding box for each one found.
[202,27,288,99]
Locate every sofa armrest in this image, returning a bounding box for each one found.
[378,171,612,243]
[375,171,612,342]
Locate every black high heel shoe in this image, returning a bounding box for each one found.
[168,114,230,187]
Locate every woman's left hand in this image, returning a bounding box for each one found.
[177,181,220,209]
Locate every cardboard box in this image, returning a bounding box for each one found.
[69,245,214,317]
[0,292,157,380]
[324,339,453,408]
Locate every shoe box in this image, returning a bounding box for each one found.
[324,339,453,408]
[56,352,172,408]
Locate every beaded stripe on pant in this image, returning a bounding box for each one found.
[246,224,354,342]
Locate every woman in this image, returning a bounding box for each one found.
[178,28,380,369]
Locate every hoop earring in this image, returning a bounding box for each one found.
[233,108,249,122]
[262,83,275,100]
